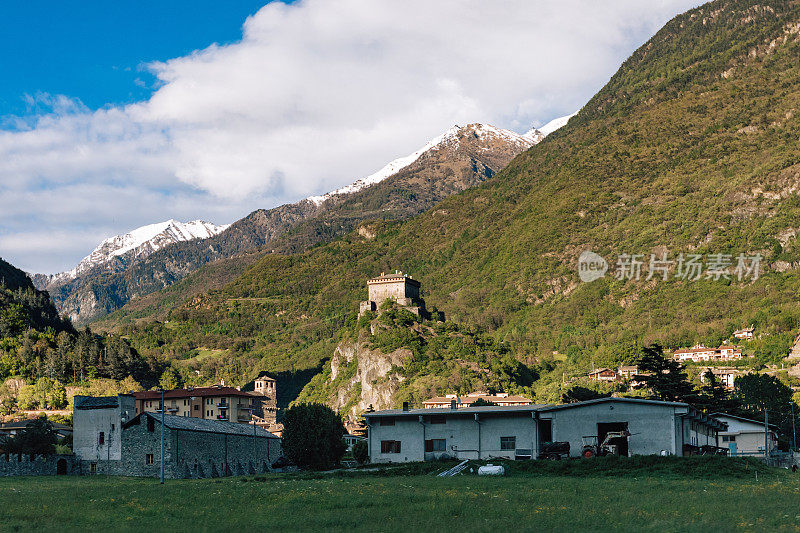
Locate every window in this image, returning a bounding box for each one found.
[146,454,154,465]
[98,432,105,445]
[194,404,199,411]
[111,424,115,431]
[381,440,401,453]
[500,436,516,450]
[722,435,736,442]
[425,439,446,452]
[429,415,446,425]
[379,417,395,426]
[147,417,155,432]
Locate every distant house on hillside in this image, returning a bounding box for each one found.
[699,368,741,390]
[422,392,533,409]
[587,368,620,382]
[673,345,743,362]
[0,420,72,439]
[733,327,755,341]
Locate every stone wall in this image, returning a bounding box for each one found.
[0,454,80,476]
[88,416,283,479]
[368,279,420,305]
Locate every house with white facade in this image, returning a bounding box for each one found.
[364,398,726,463]
[674,345,743,362]
[711,413,778,457]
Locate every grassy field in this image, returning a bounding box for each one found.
[2,460,800,532]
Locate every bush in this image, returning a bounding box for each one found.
[281,403,347,470]
[352,440,369,464]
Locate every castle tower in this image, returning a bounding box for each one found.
[360,270,424,315]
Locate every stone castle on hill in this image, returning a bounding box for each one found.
[360,270,425,316]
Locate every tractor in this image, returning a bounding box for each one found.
[580,430,630,458]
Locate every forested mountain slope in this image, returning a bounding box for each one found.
[110,0,800,405]
[0,258,158,412]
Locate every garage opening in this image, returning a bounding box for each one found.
[56,458,67,475]
[597,422,629,457]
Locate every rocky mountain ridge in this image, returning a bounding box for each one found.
[33,219,227,288]
[50,119,569,324]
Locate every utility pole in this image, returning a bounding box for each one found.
[160,387,165,484]
[791,402,797,452]
[764,409,769,460]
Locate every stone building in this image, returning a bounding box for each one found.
[118,412,282,479]
[73,394,282,478]
[360,270,424,316]
[252,375,278,427]
[73,394,136,471]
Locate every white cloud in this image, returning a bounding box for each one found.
[0,0,701,273]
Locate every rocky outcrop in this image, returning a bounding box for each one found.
[327,336,412,419]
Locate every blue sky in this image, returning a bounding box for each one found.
[0,0,702,274]
[0,1,273,119]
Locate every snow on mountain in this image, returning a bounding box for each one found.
[43,220,228,283]
[307,122,546,206]
[532,111,579,137]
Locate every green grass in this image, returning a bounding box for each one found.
[1,460,799,532]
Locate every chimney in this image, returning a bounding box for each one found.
[450,399,458,410]
[402,402,410,411]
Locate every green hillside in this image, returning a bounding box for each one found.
[111,0,800,402]
[0,258,160,414]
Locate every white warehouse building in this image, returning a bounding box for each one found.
[364,398,726,463]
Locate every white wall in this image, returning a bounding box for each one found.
[543,402,687,456]
[368,412,539,463]
[73,396,135,462]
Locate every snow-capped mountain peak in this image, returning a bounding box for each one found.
[308,114,575,207]
[41,219,229,283]
[525,111,579,139]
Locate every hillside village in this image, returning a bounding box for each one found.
[3,268,799,478]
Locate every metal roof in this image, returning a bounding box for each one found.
[364,404,551,417]
[74,396,122,410]
[710,412,778,430]
[131,412,280,439]
[538,397,691,412]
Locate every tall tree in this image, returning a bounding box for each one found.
[637,344,695,403]
[281,403,346,470]
[696,370,739,413]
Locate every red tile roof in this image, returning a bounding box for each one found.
[133,386,261,400]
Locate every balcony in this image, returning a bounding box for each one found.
[216,403,229,409]
[216,414,229,421]
[237,405,252,410]
[237,413,252,422]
